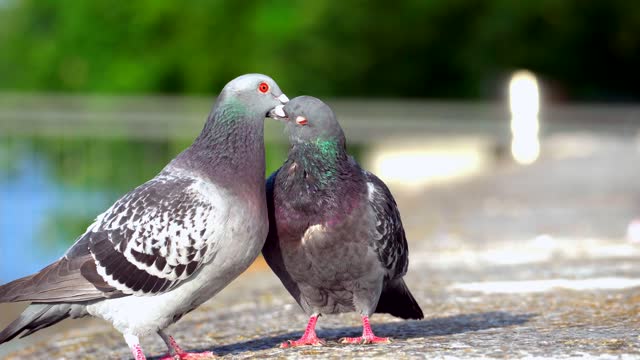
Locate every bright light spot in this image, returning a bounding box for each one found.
[451,277,640,294]
[375,151,481,185]
[367,139,487,189]
[509,70,540,165]
[532,234,555,250]
[509,70,540,117]
[627,219,640,244]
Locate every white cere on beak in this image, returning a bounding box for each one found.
[278,94,289,104]
[295,116,308,125]
[273,105,286,118]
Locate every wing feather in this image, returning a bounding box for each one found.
[364,170,409,279]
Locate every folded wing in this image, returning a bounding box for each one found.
[364,170,409,279]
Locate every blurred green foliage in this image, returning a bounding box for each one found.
[1,0,639,100]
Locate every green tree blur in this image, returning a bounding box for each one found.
[1,0,639,100]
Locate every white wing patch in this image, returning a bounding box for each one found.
[367,181,377,201]
[367,181,383,229]
[302,224,327,245]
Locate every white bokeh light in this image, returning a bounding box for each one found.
[509,70,541,165]
[367,139,487,190]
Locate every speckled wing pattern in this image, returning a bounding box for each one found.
[84,172,228,296]
[364,170,409,279]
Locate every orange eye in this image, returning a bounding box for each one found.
[258,82,269,93]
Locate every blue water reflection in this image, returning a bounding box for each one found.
[0,154,114,282]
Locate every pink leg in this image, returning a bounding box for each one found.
[158,331,216,359]
[124,334,147,360]
[339,315,391,344]
[280,314,326,348]
[167,335,185,354]
[132,344,147,360]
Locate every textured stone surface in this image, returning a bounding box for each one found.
[4,263,640,359]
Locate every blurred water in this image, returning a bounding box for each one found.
[0,149,115,282]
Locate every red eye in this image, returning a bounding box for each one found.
[258,82,269,93]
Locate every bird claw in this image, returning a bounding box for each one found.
[159,351,216,360]
[279,337,326,348]
[365,336,392,344]
[180,352,217,359]
[339,336,392,344]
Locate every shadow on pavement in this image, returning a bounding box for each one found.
[196,311,536,356]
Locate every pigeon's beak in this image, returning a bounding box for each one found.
[267,94,289,121]
[277,93,290,104]
[268,105,287,120]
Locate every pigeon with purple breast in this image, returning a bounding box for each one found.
[263,96,423,347]
[0,74,289,360]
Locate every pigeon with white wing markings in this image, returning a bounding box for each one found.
[263,96,423,347]
[0,74,289,360]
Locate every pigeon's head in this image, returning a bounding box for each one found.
[218,73,289,120]
[282,96,346,145]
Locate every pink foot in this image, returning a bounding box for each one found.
[339,335,391,344]
[339,315,392,345]
[159,351,216,360]
[159,333,216,359]
[280,336,326,348]
[280,314,325,348]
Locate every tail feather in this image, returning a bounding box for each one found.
[0,304,72,344]
[0,277,29,303]
[375,278,424,320]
